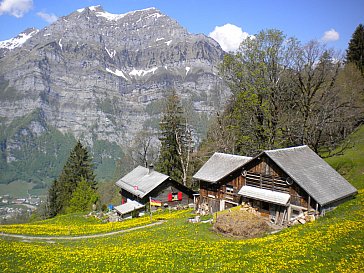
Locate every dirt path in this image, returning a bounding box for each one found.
[0,221,165,241]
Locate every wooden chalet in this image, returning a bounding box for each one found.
[115,165,195,208]
[238,145,358,224]
[193,152,252,213]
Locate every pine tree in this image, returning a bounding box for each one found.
[47,140,97,216]
[156,91,193,185]
[47,179,61,218]
[346,24,364,74]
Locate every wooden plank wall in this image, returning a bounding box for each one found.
[244,157,311,209]
[153,184,193,206]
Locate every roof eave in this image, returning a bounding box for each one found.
[193,176,218,183]
[319,190,358,207]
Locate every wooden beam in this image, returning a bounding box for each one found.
[275,208,279,224]
[308,195,311,210]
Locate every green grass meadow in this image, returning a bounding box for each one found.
[0,126,363,272]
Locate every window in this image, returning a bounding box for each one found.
[168,192,183,201]
[226,185,234,194]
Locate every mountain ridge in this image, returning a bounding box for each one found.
[0,6,229,187]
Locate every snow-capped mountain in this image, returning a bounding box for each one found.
[0,28,39,57]
[0,6,228,184]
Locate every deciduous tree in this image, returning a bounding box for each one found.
[65,178,99,214]
[214,29,363,156]
[128,129,159,168]
[289,41,363,153]
[219,29,298,155]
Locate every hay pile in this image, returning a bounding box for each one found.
[213,210,271,238]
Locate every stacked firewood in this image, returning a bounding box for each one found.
[198,203,209,215]
[240,202,261,216]
[289,211,316,226]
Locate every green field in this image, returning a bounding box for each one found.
[0,126,363,272]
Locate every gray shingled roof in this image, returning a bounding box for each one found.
[263,145,357,206]
[115,166,169,198]
[238,185,291,205]
[193,152,252,183]
[114,200,145,215]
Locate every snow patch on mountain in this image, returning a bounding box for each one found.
[105,47,116,58]
[146,12,164,19]
[76,6,160,22]
[129,67,158,77]
[0,29,39,50]
[185,67,191,75]
[94,10,127,21]
[106,68,128,80]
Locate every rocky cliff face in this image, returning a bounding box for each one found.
[0,6,229,185]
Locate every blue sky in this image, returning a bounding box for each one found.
[0,0,363,52]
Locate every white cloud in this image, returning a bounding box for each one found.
[0,0,33,18]
[322,29,339,42]
[209,23,250,52]
[37,11,57,23]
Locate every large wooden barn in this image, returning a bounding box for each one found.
[193,152,252,213]
[238,145,358,224]
[115,165,195,208]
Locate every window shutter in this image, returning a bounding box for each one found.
[168,193,172,202]
[178,192,182,200]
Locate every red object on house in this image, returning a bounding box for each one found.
[178,192,182,201]
[122,198,125,204]
[168,193,172,202]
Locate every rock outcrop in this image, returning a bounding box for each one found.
[0,6,229,184]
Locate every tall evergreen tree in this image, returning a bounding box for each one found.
[48,179,61,218]
[47,140,97,217]
[156,91,193,185]
[346,24,364,74]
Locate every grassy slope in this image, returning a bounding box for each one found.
[325,125,364,190]
[0,126,363,272]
